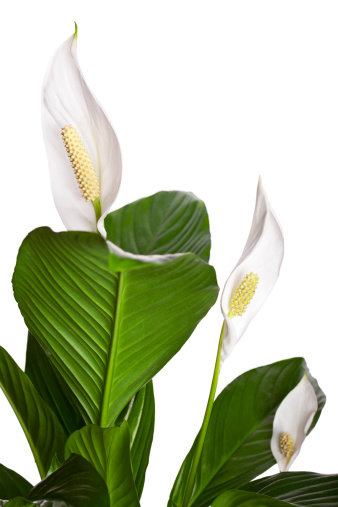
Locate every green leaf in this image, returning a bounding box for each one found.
[4,499,35,506]
[240,471,338,506]
[25,332,84,437]
[211,489,295,506]
[105,191,208,492]
[0,456,109,506]
[105,191,208,491]
[48,455,62,476]
[120,381,155,498]
[169,358,324,507]
[0,347,66,478]
[65,422,140,506]
[25,454,109,507]
[13,227,218,426]
[104,191,211,262]
[0,464,32,500]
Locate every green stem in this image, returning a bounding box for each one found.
[92,198,102,230]
[182,321,225,507]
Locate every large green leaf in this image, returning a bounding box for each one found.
[105,190,208,492]
[117,381,155,498]
[25,332,84,436]
[104,190,208,492]
[0,464,32,500]
[13,227,218,427]
[240,472,338,506]
[28,454,109,506]
[25,454,108,507]
[65,422,140,506]
[0,456,109,506]
[0,347,66,478]
[169,358,325,507]
[104,191,211,262]
[211,489,295,506]
[26,330,153,498]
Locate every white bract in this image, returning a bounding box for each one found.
[41,26,122,232]
[271,374,318,471]
[220,178,284,361]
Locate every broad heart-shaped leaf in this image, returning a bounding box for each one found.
[13,227,218,427]
[211,489,295,506]
[240,471,338,506]
[117,381,155,498]
[65,422,140,506]
[104,190,211,262]
[169,358,325,507]
[25,332,84,437]
[0,464,32,500]
[0,347,66,478]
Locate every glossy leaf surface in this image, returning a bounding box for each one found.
[13,227,218,426]
[241,471,338,506]
[48,455,62,476]
[1,455,109,507]
[104,191,211,262]
[169,358,325,507]
[0,347,66,478]
[211,489,294,506]
[123,381,155,497]
[65,422,140,506]
[25,332,84,436]
[0,464,32,500]
[28,454,109,507]
[3,499,35,506]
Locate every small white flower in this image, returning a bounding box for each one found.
[271,374,318,471]
[220,178,284,361]
[41,25,122,232]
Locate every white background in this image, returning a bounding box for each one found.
[1,1,338,505]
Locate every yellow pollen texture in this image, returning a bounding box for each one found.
[280,432,294,462]
[228,272,259,317]
[61,125,100,202]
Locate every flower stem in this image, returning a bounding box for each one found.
[182,321,225,507]
[92,198,102,232]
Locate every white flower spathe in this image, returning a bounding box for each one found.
[41,26,122,232]
[220,178,284,361]
[271,374,318,471]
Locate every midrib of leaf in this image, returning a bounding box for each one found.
[99,271,124,427]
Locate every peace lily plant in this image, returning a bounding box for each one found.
[0,26,336,507]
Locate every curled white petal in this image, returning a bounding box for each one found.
[107,241,184,271]
[271,374,318,472]
[220,177,284,360]
[42,28,122,232]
